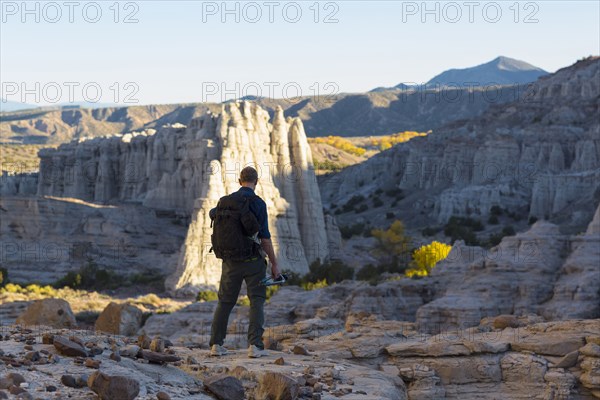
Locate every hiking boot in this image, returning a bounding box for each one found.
[248,345,269,358]
[210,344,228,356]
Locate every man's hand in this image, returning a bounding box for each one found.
[260,237,280,277]
[271,262,281,279]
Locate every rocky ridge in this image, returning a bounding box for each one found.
[142,204,599,344]
[320,57,600,233]
[1,80,525,145]
[1,311,598,399]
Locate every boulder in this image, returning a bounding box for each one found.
[15,299,76,328]
[53,336,88,357]
[95,302,142,336]
[492,315,520,329]
[140,350,181,364]
[203,374,244,400]
[87,371,140,400]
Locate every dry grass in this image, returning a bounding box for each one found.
[255,372,297,400]
[0,144,58,173]
[0,283,190,315]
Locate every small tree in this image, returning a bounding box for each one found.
[0,267,7,287]
[371,220,412,269]
[406,241,452,278]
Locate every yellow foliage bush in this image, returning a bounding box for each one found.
[309,136,367,156]
[302,279,328,291]
[371,220,412,259]
[406,241,452,278]
[369,131,429,151]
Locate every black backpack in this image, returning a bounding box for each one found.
[210,192,261,261]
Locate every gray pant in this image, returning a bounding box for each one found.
[209,256,267,349]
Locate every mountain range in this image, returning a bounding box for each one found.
[0,56,550,143]
[426,56,548,87]
[370,56,548,91]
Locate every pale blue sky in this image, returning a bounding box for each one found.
[1,1,598,105]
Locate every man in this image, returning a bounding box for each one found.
[209,166,280,358]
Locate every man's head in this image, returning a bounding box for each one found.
[239,166,259,189]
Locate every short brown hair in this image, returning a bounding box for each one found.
[240,166,258,184]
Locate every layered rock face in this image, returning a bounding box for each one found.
[34,102,334,292]
[413,203,600,331]
[0,195,187,283]
[321,57,600,230]
[0,172,38,196]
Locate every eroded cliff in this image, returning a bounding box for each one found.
[321,57,600,233]
[19,102,337,292]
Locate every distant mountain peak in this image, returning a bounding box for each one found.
[426,56,549,87]
[491,56,545,72]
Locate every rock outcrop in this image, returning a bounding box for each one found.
[143,204,599,348]
[0,172,37,196]
[415,203,600,331]
[15,299,76,328]
[2,317,598,400]
[34,102,334,293]
[0,195,187,284]
[321,57,600,232]
[94,302,143,336]
[542,204,600,319]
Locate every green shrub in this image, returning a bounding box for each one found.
[356,261,407,285]
[528,216,538,225]
[302,279,328,291]
[128,271,165,291]
[422,226,440,237]
[443,216,482,245]
[486,226,516,247]
[372,197,383,208]
[488,215,499,224]
[386,212,395,220]
[314,160,346,171]
[341,195,365,213]
[356,264,379,282]
[502,226,516,236]
[490,205,503,216]
[54,260,120,290]
[512,213,523,222]
[487,233,503,247]
[385,188,403,198]
[197,290,219,302]
[339,223,365,239]
[283,261,353,291]
[304,259,354,285]
[54,260,160,291]
[375,188,383,195]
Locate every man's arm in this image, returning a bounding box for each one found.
[260,237,280,278]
